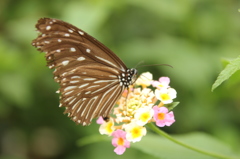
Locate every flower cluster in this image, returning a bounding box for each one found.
[97,72,177,155]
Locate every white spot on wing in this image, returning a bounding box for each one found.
[95,56,118,68]
[71,76,81,79]
[83,78,96,81]
[79,83,89,88]
[46,26,51,30]
[86,49,91,53]
[62,60,69,66]
[93,80,115,84]
[58,39,62,42]
[64,96,74,102]
[70,80,79,84]
[56,49,61,52]
[65,90,74,95]
[68,29,74,33]
[88,85,99,89]
[49,64,55,69]
[77,57,85,61]
[70,47,76,52]
[64,33,70,37]
[109,75,116,78]
[62,72,68,76]
[64,86,77,91]
[78,31,84,35]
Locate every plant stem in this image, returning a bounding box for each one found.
[147,123,234,159]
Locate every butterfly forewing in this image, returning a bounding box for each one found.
[32,18,136,125]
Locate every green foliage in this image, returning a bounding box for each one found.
[212,56,240,91]
[77,130,239,159]
[134,132,239,159]
[165,101,180,110]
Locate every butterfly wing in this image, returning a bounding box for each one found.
[32,18,128,125]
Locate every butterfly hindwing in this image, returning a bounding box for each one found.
[32,18,136,125]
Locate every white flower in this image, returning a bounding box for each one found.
[136,72,153,87]
[155,88,177,104]
[124,121,147,142]
[99,118,115,136]
[134,106,154,126]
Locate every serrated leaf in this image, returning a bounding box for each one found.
[212,55,240,91]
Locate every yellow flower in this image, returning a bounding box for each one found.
[155,88,177,104]
[99,118,115,136]
[124,121,147,142]
[134,106,154,126]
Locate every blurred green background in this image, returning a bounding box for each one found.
[0,0,240,158]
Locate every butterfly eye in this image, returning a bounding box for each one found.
[32,18,137,126]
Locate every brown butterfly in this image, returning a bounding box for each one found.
[32,18,137,125]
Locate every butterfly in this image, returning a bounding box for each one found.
[32,18,137,126]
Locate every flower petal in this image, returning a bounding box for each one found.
[114,146,126,155]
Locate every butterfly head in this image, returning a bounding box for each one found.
[127,68,138,86]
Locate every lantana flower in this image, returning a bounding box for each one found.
[124,121,147,142]
[96,72,179,155]
[152,76,170,89]
[99,118,115,136]
[112,129,130,155]
[153,106,175,127]
[136,72,153,88]
[96,116,105,124]
[134,106,154,126]
[155,88,177,104]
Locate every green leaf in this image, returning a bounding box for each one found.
[212,55,240,91]
[164,101,180,110]
[132,132,239,159]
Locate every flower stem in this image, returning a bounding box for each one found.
[147,123,234,159]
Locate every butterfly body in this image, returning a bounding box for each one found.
[32,18,137,125]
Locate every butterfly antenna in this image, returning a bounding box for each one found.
[136,63,173,68]
[134,61,145,68]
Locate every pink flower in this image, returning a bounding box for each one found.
[153,106,175,127]
[96,116,105,124]
[112,129,130,155]
[152,77,170,89]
